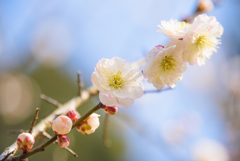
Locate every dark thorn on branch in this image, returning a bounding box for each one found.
[144,87,173,94]
[41,132,78,157]
[103,114,112,148]
[0,150,14,161]
[77,72,84,97]
[40,94,62,107]
[29,108,40,134]
[7,130,25,136]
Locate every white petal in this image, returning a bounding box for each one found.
[127,83,144,99]
[91,72,109,93]
[116,97,134,108]
[99,93,118,106]
[146,45,164,62]
[112,86,130,98]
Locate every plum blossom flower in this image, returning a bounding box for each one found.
[182,14,223,66]
[52,116,72,135]
[77,113,100,135]
[91,57,144,108]
[57,135,70,148]
[17,132,35,152]
[143,44,187,89]
[156,19,192,39]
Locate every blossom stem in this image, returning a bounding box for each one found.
[72,102,103,128]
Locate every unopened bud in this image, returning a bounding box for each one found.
[197,0,214,13]
[104,105,118,115]
[57,135,70,148]
[77,113,100,135]
[66,110,80,123]
[17,132,35,152]
[52,116,72,135]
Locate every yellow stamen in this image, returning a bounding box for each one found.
[108,70,124,89]
[160,55,176,72]
[196,35,213,50]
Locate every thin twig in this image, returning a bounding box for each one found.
[29,108,40,134]
[40,94,62,107]
[7,130,25,136]
[103,114,112,148]
[41,132,78,157]
[77,72,83,97]
[144,87,173,94]
[0,151,14,161]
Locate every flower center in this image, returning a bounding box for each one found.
[196,35,213,50]
[175,21,191,32]
[108,70,124,89]
[160,55,176,72]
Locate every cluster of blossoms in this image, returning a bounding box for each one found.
[51,110,100,148]
[16,108,114,152]
[92,14,223,106]
[15,13,223,157]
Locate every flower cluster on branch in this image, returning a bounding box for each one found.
[0,13,223,161]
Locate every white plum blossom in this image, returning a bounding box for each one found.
[156,19,192,39]
[143,44,187,89]
[17,132,35,152]
[52,116,72,135]
[77,113,100,135]
[183,14,223,66]
[91,57,144,108]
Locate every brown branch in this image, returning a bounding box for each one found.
[29,108,40,134]
[12,102,102,161]
[0,86,99,161]
[40,94,62,107]
[41,131,78,157]
[0,151,14,161]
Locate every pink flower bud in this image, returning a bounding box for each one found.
[17,132,35,152]
[52,116,72,135]
[77,113,100,135]
[57,135,70,148]
[104,105,118,115]
[66,110,80,123]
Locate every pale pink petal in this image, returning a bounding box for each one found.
[117,97,134,108]
[99,93,118,106]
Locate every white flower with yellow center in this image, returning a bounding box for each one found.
[91,57,144,108]
[143,44,187,89]
[183,14,223,66]
[156,19,192,39]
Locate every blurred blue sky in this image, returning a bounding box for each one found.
[0,0,239,160]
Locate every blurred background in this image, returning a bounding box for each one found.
[0,0,239,160]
